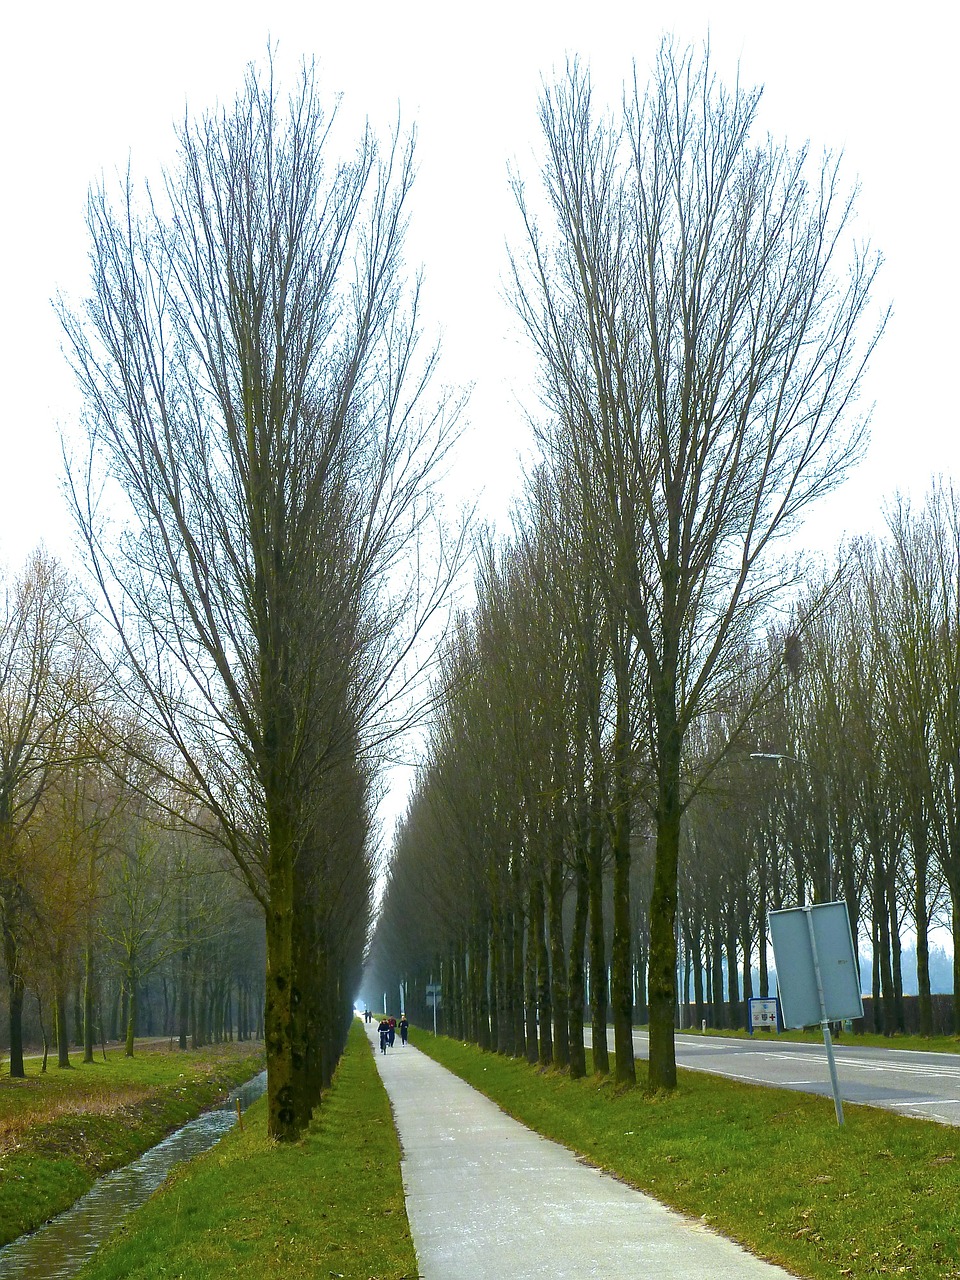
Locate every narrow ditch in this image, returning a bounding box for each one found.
[0,1069,267,1278]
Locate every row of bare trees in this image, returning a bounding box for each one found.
[0,551,264,1072]
[367,482,960,1079]
[365,41,891,1089]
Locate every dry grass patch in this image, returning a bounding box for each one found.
[0,1085,154,1149]
[0,1073,159,1155]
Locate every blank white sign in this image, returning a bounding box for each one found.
[769,902,864,1029]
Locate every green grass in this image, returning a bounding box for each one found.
[75,1021,417,1280]
[413,1030,960,1280]
[0,1040,265,1246]
[687,1026,960,1054]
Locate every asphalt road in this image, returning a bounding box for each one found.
[583,1028,960,1126]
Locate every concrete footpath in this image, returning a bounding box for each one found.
[365,1024,795,1279]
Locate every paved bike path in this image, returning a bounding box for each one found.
[365,1024,793,1279]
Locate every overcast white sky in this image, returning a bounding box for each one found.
[2,0,957,576]
[1,3,957,843]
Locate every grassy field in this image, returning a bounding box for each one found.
[413,1029,960,1280]
[0,1039,265,1247]
[74,1020,417,1280]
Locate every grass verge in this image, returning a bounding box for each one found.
[413,1030,960,1280]
[687,1026,960,1054]
[75,1021,417,1280]
[0,1041,265,1247]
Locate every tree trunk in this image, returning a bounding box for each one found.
[38,994,49,1072]
[611,760,635,1085]
[495,896,512,1054]
[488,923,500,1051]
[873,855,896,1035]
[125,982,137,1057]
[3,910,26,1078]
[56,979,72,1069]
[914,838,933,1036]
[178,946,190,1051]
[725,920,740,1029]
[476,921,491,1051]
[532,876,552,1066]
[711,924,725,1029]
[83,940,96,1063]
[740,904,754,1023]
[567,837,588,1078]
[524,897,538,1066]
[265,836,304,1141]
[511,862,526,1057]
[647,717,682,1090]
[587,803,609,1075]
[547,856,569,1069]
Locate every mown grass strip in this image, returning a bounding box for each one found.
[0,1043,265,1247]
[692,1027,960,1054]
[413,1030,960,1280]
[76,1021,418,1280]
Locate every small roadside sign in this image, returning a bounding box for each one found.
[748,997,781,1032]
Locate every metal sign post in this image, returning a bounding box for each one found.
[768,901,863,1126]
[806,910,844,1124]
[426,982,441,1036]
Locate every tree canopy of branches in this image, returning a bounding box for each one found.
[509,42,884,1087]
[61,57,462,1138]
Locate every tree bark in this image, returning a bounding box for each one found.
[2,902,26,1078]
[610,733,635,1085]
[547,856,569,1068]
[532,876,552,1066]
[125,981,137,1057]
[567,837,588,1078]
[83,940,96,1063]
[587,796,609,1075]
[56,980,71,1069]
[647,719,682,1090]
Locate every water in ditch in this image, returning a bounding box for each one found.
[0,1069,267,1279]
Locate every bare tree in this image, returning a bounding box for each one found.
[511,44,884,1088]
[61,57,463,1137]
[924,483,960,1028]
[0,552,84,1077]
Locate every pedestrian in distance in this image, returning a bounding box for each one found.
[399,1015,409,1046]
[387,1015,397,1047]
